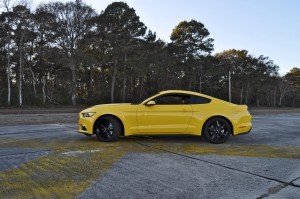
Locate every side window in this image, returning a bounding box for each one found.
[155,95,190,105]
[189,95,211,104]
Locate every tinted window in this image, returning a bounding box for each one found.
[189,95,211,104]
[155,95,190,105]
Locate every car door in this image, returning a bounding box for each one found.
[136,94,193,134]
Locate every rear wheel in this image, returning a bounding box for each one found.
[94,116,122,142]
[203,117,232,144]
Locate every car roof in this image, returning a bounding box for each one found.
[158,90,212,98]
[141,90,232,105]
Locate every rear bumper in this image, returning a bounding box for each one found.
[234,124,252,136]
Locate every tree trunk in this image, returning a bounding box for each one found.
[29,67,37,99]
[128,78,131,100]
[111,54,118,103]
[279,95,282,106]
[42,76,46,104]
[228,71,231,102]
[6,37,11,106]
[67,53,77,106]
[122,76,126,102]
[50,73,54,100]
[29,39,37,100]
[6,49,11,106]
[278,81,286,106]
[19,35,23,107]
[279,92,285,106]
[199,65,202,93]
[292,82,296,107]
[199,76,202,93]
[88,67,93,97]
[188,78,192,91]
[273,90,276,107]
[122,52,127,102]
[245,90,249,105]
[71,65,76,105]
[5,1,11,105]
[139,77,144,102]
[240,87,244,104]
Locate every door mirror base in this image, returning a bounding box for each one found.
[145,100,156,106]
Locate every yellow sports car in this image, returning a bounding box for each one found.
[78,90,252,144]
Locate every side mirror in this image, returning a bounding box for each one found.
[145,100,156,106]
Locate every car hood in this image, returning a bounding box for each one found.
[81,103,138,113]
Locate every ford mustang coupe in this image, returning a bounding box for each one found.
[78,90,252,144]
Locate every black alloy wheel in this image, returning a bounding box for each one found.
[95,116,122,142]
[203,117,232,144]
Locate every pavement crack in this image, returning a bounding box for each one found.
[256,183,289,199]
[132,140,300,189]
[290,176,300,187]
[291,176,300,182]
[257,176,300,198]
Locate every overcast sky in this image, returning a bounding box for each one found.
[33,0,300,75]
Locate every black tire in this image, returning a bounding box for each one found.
[203,117,232,144]
[94,116,122,142]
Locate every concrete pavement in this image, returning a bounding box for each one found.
[0,114,299,198]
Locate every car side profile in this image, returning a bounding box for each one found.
[78,90,252,144]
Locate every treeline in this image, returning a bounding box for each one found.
[0,0,299,107]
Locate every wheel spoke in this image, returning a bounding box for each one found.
[208,126,215,131]
[211,132,217,140]
[218,132,224,137]
[213,122,218,129]
[102,130,107,138]
[216,121,221,127]
[105,131,111,138]
[211,123,217,130]
[219,129,227,137]
[100,124,106,129]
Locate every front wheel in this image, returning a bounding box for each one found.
[203,117,232,144]
[94,116,122,142]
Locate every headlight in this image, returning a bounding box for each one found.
[82,112,96,117]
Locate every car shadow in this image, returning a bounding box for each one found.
[124,135,206,144]
[78,134,255,145]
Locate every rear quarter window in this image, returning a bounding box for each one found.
[189,95,211,104]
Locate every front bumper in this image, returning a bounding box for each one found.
[78,114,94,135]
